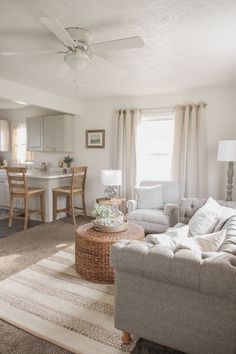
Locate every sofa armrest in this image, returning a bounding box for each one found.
[126,199,138,213]
[164,203,179,227]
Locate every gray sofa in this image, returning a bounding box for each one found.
[111,198,236,354]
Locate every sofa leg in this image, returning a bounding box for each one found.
[122,331,131,345]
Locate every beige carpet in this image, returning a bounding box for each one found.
[0,217,86,354]
[0,244,132,354]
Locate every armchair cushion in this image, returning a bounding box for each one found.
[127,209,169,225]
[126,209,169,234]
[134,184,163,209]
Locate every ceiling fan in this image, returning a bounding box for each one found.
[0,17,144,84]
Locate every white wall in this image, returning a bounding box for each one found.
[1,86,236,213]
[78,86,236,210]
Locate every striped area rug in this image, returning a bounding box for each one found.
[0,245,133,354]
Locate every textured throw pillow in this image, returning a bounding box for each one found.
[214,206,236,231]
[189,197,236,236]
[145,233,175,248]
[134,184,163,209]
[167,225,190,238]
[189,197,222,236]
[175,229,226,253]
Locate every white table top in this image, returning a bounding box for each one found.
[0,169,72,179]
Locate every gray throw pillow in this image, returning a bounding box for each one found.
[134,184,163,209]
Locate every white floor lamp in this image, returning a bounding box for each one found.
[217,140,236,201]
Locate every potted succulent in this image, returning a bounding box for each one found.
[63,155,73,168]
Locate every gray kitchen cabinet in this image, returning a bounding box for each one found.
[26,116,44,151]
[0,119,10,151]
[26,114,74,152]
[44,114,74,152]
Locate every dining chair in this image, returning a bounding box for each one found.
[52,166,87,225]
[6,167,45,230]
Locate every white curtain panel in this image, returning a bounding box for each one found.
[171,103,208,198]
[114,109,141,200]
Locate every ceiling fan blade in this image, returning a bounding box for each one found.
[0,50,60,56]
[55,61,73,79]
[92,55,125,75]
[40,17,75,48]
[91,36,144,52]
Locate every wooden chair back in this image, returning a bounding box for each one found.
[71,166,87,192]
[6,167,28,196]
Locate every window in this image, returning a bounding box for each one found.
[12,124,34,162]
[137,110,174,182]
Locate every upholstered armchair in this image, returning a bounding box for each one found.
[126,181,180,234]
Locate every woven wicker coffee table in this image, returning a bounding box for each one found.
[75,222,144,284]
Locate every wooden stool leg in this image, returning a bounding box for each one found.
[8,194,13,227]
[66,196,70,216]
[24,197,29,230]
[121,331,131,345]
[82,191,87,217]
[71,195,76,226]
[40,191,45,222]
[53,191,57,222]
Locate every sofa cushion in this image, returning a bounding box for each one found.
[134,184,163,209]
[127,208,169,225]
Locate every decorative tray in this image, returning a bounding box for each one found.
[93,221,128,233]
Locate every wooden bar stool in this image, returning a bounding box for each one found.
[6,167,45,230]
[52,166,87,225]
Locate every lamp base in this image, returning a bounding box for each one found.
[226,161,234,201]
[104,186,117,199]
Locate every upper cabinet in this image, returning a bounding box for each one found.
[0,119,10,152]
[26,116,44,151]
[26,114,75,152]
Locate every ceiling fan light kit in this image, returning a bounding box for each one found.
[65,51,91,71]
[0,17,144,88]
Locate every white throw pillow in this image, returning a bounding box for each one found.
[134,184,163,209]
[167,225,190,238]
[189,197,236,236]
[175,229,226,253]
[145,233,175,248]
[189,197,221,236]
[214,206,236,231]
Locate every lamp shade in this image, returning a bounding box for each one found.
[217,140,236,161]
[101,170,122,186]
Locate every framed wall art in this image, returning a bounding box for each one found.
[86,129,105,148]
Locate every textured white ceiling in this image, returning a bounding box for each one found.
[0,0,236,100]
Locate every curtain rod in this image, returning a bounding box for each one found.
[142,106,175,111]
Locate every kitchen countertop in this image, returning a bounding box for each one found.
[0,169,72,179]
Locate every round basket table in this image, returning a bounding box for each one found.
[75,222,144,284]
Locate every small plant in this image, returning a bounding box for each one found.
[63,155,73,167]
[92,204,112,219]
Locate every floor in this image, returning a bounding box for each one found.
[0,216,88,354]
